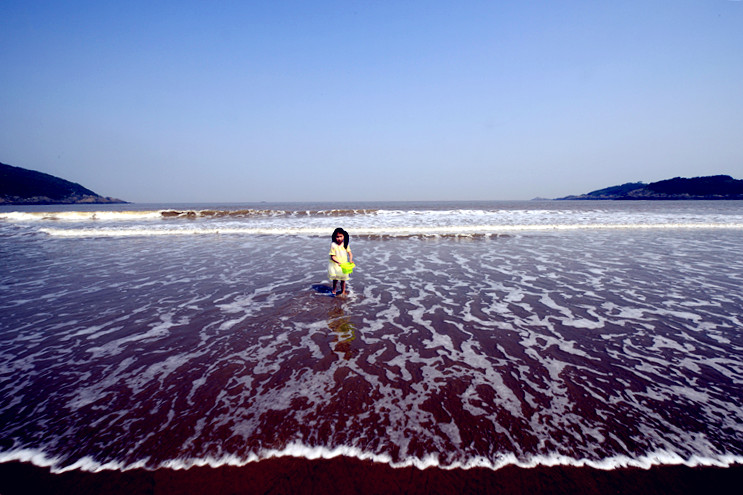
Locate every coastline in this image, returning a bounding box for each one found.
[1,457,742,494]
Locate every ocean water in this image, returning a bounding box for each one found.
[1,200,742,473]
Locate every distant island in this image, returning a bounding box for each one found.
[0,162,127,205]
[557,175,743,200]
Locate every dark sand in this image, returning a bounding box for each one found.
[1,458,741,495]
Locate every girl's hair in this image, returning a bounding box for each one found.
[332,228,349,249]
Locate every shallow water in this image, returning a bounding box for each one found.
[1,201,742,472]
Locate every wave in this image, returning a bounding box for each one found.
[160,208,382,219]
[0,210,164,222]
[2,445,740,474]
[0,207,613,222]
[38,223,743,238]
[0,208,380,222]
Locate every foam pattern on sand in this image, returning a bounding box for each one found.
[1,203,743,473]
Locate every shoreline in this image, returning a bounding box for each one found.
[1,457,742,495]
[2,203,743,494]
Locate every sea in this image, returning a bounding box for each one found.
[1,200,742,479]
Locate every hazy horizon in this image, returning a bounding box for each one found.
[2,1,742,203]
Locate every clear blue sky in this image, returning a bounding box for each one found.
[2,1,742,202]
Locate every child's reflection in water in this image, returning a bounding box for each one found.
[327,305,356,360]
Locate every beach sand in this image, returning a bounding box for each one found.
[1,458,741,494]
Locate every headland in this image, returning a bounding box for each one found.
[0,162,127,205]
[557,175,743,200]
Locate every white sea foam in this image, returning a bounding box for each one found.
[3,202,743,479]
[0,210,163,222]
[4,202,742,237]
[1,445,741,473]
[35,222,743,238]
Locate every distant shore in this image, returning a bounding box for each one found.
[0,162,127,205]
[557,175,743,200]
[1,458,742,495]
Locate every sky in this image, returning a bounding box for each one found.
[2,0,742,203]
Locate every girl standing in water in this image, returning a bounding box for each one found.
[328,228,353,297]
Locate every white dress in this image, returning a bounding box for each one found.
[328,243,351,281]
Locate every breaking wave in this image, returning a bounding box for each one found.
[0,208,380,222]
[2,445,740,474]
[36,222,743,238]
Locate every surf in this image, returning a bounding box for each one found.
[37,222,743,238]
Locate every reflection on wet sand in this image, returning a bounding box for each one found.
[327,304,357,361]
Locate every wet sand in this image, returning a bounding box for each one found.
[1,458,741,495]
[2,211,743,492]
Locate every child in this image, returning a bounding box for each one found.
[328,228,353,297]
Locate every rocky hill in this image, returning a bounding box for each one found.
[0,162,127,204]
[558,175,743,200]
